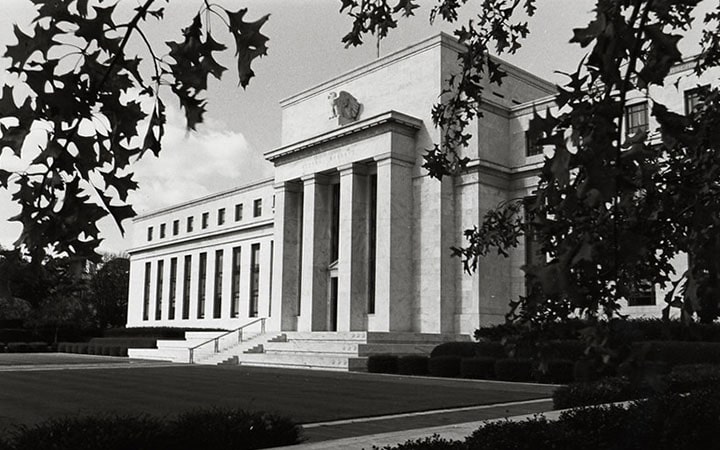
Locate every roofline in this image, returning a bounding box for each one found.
[132,177,274,222]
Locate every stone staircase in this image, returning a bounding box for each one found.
[215,331,472,371]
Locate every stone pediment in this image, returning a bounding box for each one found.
[264,111,422,164]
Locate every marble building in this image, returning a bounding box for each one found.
[126,33,710,337]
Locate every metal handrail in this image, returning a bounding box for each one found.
[188,317,266,364]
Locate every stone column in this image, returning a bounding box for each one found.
[299,173,331,331]
[370,156,414,332]
[269,181,302,332]
[337,163,369,331]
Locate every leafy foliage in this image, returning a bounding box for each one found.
[89,257,129,328]
[0,0,269,261]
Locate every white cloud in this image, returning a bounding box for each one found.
[0,104,273,254]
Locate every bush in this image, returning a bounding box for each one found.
[541,340,586,361]
[167,408,302,450]
[102,327,224,339]
[89,337,157,348]
[431,342,476,358]
[6,343,30,353]
[76,343,89,354]
[668,364,720,393]
[367,354,399,374]
[634,341,720,367]
[397,355,429,375]
[28,342,49,352]
[494,359,532,382]
[532,359,575,384]
[460,357,496,379]
[428,355,461,378]
[372,434,466,450]
[553,376,654,409]
[0,409,302,450]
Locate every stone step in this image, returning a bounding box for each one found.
[238,352,351,370]
[262,341,360,355]
[128,348,186,363]
[365,332,472,344]
[357,343,437,356]
[283,331,367,341]
[184,331,227,340]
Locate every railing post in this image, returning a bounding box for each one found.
[239,328,243,342]
[261,318,265,334]
[189,348,194,364]
[214,338,219,353]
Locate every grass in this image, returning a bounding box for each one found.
[0,364,554,431]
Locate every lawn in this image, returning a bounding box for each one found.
[0,364,555,431]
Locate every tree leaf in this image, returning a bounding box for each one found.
[226,8,270,88]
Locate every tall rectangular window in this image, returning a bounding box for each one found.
[685,85,708,115]
[628,280,656,306]
[268,240,274,317]
[155,260,164,320]
[249,243,260,317]
[172,220,179,236]
[197,252,207,319]
[218,208,225,225]
[202,212,209,229]
[368,174,377,314]
[159,223,166,239]
[182,255,191,320]
[253,199,262,217]
[213,250,223,319]
[525,129,542,156]
[147,226,153,242]
[169,257,177,320]
[143,262,151,320]
[187,216,194,232]
[330,183,340,261]
[231,246,241,318]
[235,203,243,221]
[625,102,648,137]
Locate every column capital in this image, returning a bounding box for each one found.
[301,173,331,185]
[373,152,415,167]
[338,162,369,176]
[273,180,302,193]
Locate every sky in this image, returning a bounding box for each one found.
[0,0,713,254]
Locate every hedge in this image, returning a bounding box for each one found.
[430,342,505,359]
[367,354,399,374]
[531,359,574,384]
[4,342,49,353]
[459,357,496,379]
[398,355,429,375]
[379,389,720,450]
[494,358,532,382]
[633,341,720,366]
[429,356,461,378]
[102,327,224,339]
[0,408,302,450]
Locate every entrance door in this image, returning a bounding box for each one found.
[329,277,338,331]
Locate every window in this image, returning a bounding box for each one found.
[525,129,542,156]
[187,216,194,232]
[524,197,544,295]
[143,262,151,321]
[685,85,708,115]
[172,220,179,236]
[182,255,191,320]
[213,250,223,319]
[197,252,207,319]
[202,212,209,229]
[218,208,225,225]
[155,260,164,320]
[249,243,260,317]
[235,203,243,221]
[253,199,262,217]
[231,247,241,318]
[147,226,153,242]
[159,223,166,239]
[628,280,656,306]
[625,102,648,137]
[169,258,177,320]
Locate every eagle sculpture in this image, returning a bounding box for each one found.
[328,91,362,126]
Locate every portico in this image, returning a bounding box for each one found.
[266,111,421,333]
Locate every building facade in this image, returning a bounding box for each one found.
[127,34,713,335]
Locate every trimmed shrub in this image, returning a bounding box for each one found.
[532,359,575,384]
[167,408,302,450]
[431,342,476,358]
[634,341,720,367]
[542,340,586,360]
[553,376,654,409]
[367,354,399,374]
[494,358,532,382]
[428,355,461,378]
[372,434,466,450]
[28,342,49,352]
[466,416,561,449]
[397,355,429,375]
[460,357,496,379]
[89,337,157,348]
[102,327,224,339]
[76,343,89,354]
[0,329,31,343]
[668,364,720,393]
[6,343,30,353]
